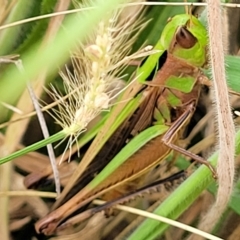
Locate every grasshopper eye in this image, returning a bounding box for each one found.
[175,27,197,49]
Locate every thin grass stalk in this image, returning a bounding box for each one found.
[189,0,235,238]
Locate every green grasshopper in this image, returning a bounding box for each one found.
[35,13,216,235]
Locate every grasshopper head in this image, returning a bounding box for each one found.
[160,14,208,67]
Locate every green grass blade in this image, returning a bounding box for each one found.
[0,93,142,165]
[15,0,58,54]
[0,113,108,165]
[0,0,42,55]
[0,131,65,165]
[225,55,240,92]
[0,0,127,115]
[127,129,240,240]
[87,125,169,190]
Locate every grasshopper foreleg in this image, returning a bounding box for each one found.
[199,74,240,97]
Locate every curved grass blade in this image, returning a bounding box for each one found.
[127,129,240,240]
[0,0,126,115]
[86,124,169,191]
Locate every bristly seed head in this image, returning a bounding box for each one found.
[48,2,151,162]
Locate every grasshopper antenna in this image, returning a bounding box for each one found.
[185,0,194,28]
[184,0,189,15]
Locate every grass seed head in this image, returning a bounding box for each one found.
[48,2,149,162]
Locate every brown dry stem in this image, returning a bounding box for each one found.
[190,0,236,239]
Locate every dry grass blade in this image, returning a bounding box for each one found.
[0,2,70,238]
[92,200,223,240]
[22,0,72,196]
[0,0,17,25]
[189,0,236,239]
[18,61,61,196]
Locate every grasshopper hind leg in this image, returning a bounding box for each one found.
[161,101,217,179]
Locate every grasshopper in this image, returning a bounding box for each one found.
[34,13,216,235]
